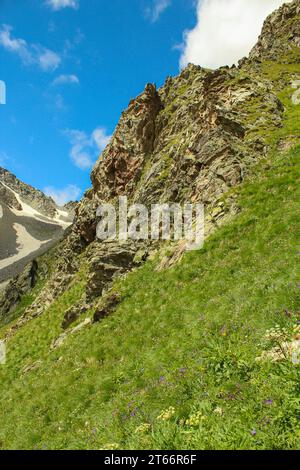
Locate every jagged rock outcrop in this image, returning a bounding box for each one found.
[0,260,38,319]
[86,240,144,302]
[73,66,283,247]
[93,292,121,323]
[62,302,89,330]
[249,0,300,62]
[91,83,163,198]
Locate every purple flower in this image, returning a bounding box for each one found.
[179,368,188,374]
[250,429,257,436]
[263,417,271,425]
[130,407,139,417]
[159,376,166,382]
[264,399,273,405]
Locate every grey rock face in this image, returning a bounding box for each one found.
[249,0,300,62]
[0,183,22,211]
[0,260,38,319]
[0,167,57,217]
[86,241,140,301]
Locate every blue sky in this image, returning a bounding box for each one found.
[0,0,196,204]
[0,0,288,205]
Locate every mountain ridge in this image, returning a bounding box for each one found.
[0,0,299,450]
[0,168,75,311]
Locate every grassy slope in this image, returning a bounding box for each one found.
[0,62,299,450]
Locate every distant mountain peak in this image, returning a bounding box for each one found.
[0,168,74,283]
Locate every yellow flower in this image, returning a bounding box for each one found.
[185,411,206,427]
[101,443,119,450]
[157,406,176,421]
[135,423,151,434]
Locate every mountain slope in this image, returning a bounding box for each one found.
[0,0,299,450]
[0,145,299,450]
[0,168,73,284]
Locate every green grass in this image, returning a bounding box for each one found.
[0,51,300,450]
[0,143,299,450]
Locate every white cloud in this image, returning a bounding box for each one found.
[0,24,33,64]
[146,0,171,23]
[92,127,112,151]
[180,0,292,69]
[0,24,61,72]
[46,0,79,11]
[44,184,81,206]
[38,49,61,71]
[52,74,79,86]
[64,127,112,170]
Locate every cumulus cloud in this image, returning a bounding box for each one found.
[46,0,79,11]
[146,0,171,23]
[52,74,79,86]
[180,0,292,69]
[44,184,81,206]
[0,24,61,71]
[38,48,61,71]
[65,127,112,170]
[92,127,112,151]
[0,25,33,64]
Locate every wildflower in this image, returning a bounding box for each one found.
[185,411,206,427]
[157,406,176,421]
[291,345,300,365]
[257,324,300,363]
[261,416,271,426]
[178,368,188,374]
[250,429,257,436]
[264,325,288,343]
[159,376,166,383]
[135,423,151,434]
[130,407,139,417]
[293,324,300,335]
[264,399,273,405]
[213,407,224,416]
[101,443,119,450]
[220,325,228,337]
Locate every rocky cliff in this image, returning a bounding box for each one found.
[0,0,299,450]
[2,0,300,331]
